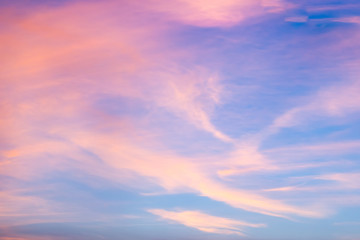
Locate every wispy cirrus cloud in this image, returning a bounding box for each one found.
[264,78,360,137]
[141,0,291,27]
[331,16,360,24]
[264,140,360,156]
[67,130,324,218]
[1,0,360,239]
[314,172,360,189]
[148,209,265,236]
[0,0,323,225]
[153,69,233,142]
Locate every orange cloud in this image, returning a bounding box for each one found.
[0,0,233,145]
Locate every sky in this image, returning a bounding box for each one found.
[1,0,360,239]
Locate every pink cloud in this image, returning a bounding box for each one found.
[141,0,290,27]
[314,173,360,189]
[1,0,355,232]
[148,209,265,236]
[264,140,360,156]
[0,190,69,227]
[0,0,232,150]
[331,16,360,24]
[66,130,326,218]
[154,70,233,142]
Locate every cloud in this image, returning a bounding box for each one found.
[306,4,360,12]
[1,1,360,238]
[265,79,360,135]
[314,172,360,189]
[285,16,308,23]
[153,69,233,142]
[0,0,232,149]
[0,190,69,227]
[262,172,360,195]
[264,140,360,156]
[148,209,265,236]
[142,0,290,27]
[66,130,327,218]
[331,16,360,24]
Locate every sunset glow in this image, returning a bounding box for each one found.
[1,0,360,239]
